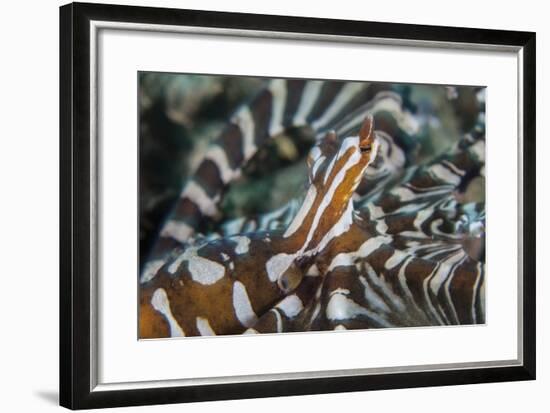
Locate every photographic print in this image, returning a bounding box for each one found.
[60,4,535,408]
[138,74,486,339]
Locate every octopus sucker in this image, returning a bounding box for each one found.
[139,78,486,337]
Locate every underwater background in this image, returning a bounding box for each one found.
[139,73,484,265]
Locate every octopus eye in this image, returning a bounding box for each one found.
[278,276,289,292]
[277,265,303,293]
[360,145,372,153]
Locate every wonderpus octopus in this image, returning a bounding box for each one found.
[139,78,486,338]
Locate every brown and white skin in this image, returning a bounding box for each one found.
[139,81,486,337]
[139,116,382,338]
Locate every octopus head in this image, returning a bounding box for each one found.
[306,115,379,206]
[282,115,379,252]
[271,116,379,289]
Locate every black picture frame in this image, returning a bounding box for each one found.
[60,2,536,409]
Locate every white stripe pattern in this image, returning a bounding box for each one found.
[311,83,365,130]
[292,81,323,126]
[233,281,259,328]
[268,79,287,137]
[151,288,185,337]
[232,107,257,160]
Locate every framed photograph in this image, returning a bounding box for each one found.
[60,2,536,409]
